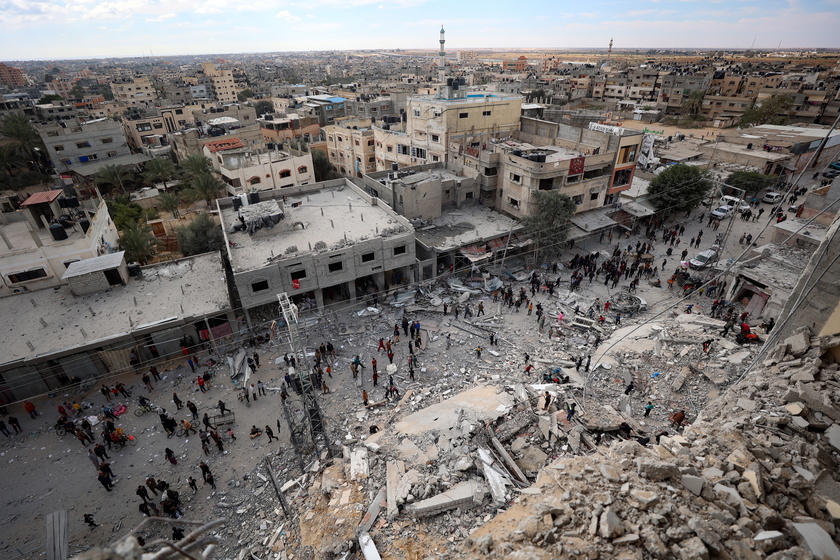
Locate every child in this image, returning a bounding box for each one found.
[228,427,236,441]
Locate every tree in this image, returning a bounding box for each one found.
[237,89,254,101]
[175,213,225,256]
[681,89,705,116]
[187,173,225,208]
[157,191,183,219]
[520,190,576,260]
[179,153,212,178]
[725,171,777,196]
[96,164,131,194]
[648,165,713,215]
[0,145,25,187]
[312,149,335,182]
[739,94,794,127]
[526,88,547,102]
[252,100,273,117]
[0,113,44,159]
[119,220,159,265]
[37,94,63,104]
[143,158,177,191]
[69,85,86,100]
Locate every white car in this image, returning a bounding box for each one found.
[762,192,783,204]
[719,195,750,212]
[689,247,719,270]
[710,205,734,220]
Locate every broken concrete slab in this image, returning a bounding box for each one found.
[357,487,387,535]
[396,438,430,465]
[490,435,528,484]
[408,480,486,518]
[792,522,840,560]
[785,331,810,357]
[358,532,382,560]
[599,507,624,539]
[681,475,705,496]
[516,445,548,474]
[386,461,402,519]
[630,489,659,509]
[478,448,508,505]
[350,447,369,481]
[826,423,840,452]
[394,385,515,437]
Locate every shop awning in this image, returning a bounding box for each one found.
[621,201,656,217]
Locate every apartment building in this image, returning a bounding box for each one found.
[218,179,416,324]
[259,113,321,144]
[658,73,712,114]
[325,117,376,177]
[503,56,528,73]
[344,95,401,121]
[111,75,157,107]
[206,142,315,195]
[0,63,26,88]
[302,95,347,126]
[38,117,131,172]
[199,63,238,104]
[0,196,119,298]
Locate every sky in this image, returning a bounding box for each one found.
[1,0,839,60]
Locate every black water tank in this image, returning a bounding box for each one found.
[232,197,242,211]
[66,196,79,208]
[58,215,72,228]
[50,224,68,240]
[512,150,523,157]
[248,192,260,204]
[78,218,90,233]
[267,143,275,150]
[447,78,453,86]
[452,82,459,91]
[391,163,398,172]
[127,263,142,277]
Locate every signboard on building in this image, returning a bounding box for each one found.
[588,122,627,136]
[637,134,656,167]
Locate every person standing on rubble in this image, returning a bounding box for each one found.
[362,390,369,406]
[565,402,577,422]
[446,333,451,350]
[476,346,482,359]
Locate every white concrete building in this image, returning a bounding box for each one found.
[207,146,315,195]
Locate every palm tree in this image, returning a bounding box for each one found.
[681,89,706,117]
[96,164,131,194]
[157,191,182,219]
[143,158,177,192]
[179,153,212,178]
[119,220,159,265]
[187,173,225,208]
[0,145,25,188]
[0,113,43,159]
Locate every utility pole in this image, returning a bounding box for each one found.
[277,293,332,462]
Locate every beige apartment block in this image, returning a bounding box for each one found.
[325,117,376,178]
[111,75,157,107]
[200,63,238,104]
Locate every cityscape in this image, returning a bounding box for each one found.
[2,10,840,560]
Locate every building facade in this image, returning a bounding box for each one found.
[38,117,132,172]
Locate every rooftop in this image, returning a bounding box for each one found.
[61,251,125,280]
[496,139,587,163]
[414,205,521,251]
[0,215,92,251]
[0,252,230,366]
[222,181,410,273]
[205,137,245,153]
[20,190,63,207]
[72,153,151,177]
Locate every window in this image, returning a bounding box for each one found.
[76,141,91,148]
[618,145,637,164]
[431,134,439,142]
[355,140,360,146]
[298,166,308,174]
[175,109,183,115]
[362,252,375,263]
[387,146,393,153]
[137,123,152,132]
[251,280,269,292]
[7,268,48,284]
[507,197,520,208]
[107,151,118,157]
[413,109,420,117]
[396,144,409,155]
[279,170,291,179]
[412,147,426,159]
[367,139,374,146]
[290,269,307,281]
[249,177,261,185]
[54,145,64,153]
[572,195,583,205]
[153,123,163,129]
[590,192,599,201]
[510,173,521,183]
[328,262,343,273]
[459,112,468,118]
[63,259,80,269]
[393,245,406,256]
[482,110,492,116]
[432,155,440,162]
[368,157,375,163]
[466,192,474,199]
[485,167,497,176]
[614,169,632,187]
[101,137,113,144]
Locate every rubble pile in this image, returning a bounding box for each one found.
[449,327,840,560]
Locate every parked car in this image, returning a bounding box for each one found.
[823,170,840,179]
[829,161,840,171]
[762,192,783,204]
[719,195,750,212]
[710,205,734,220]
[689,246,720,270]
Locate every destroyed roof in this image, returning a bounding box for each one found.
[205,137,244,153]
[414,206,522,251]
[0,252,230,366]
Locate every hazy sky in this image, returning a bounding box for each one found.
[2,0,839,60]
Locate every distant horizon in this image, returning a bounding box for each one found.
[2,0,838,61]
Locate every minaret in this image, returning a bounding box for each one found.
[607,37,613,65]
[438,25,446,83]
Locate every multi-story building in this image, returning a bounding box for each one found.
[218,179,416,324]
[50,78,78,100]
[325,117,376,178]
[302,95,347,126]
[0,196,119,298]
[199,63,238,104]
[0,63,26,88]
[503,56,528,73]
[658,73,712,114]
[38,117,131,172]
[111,75,157,107]
[205,142,315,195]
[258,113,321,144]
[344,95,400,121]
[33,102,79,122]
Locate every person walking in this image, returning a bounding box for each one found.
[23,401,38,419]
[202,413,213,431]
[218,400,228,416]
[165,447,177,465]
[180,419,197,435]
[265,425,276,442]
[721,318,735,337]
[446,333,451,350]
[150,366,161,382]
[0,420,10,437]
[136,485,151,502]
[565,402,577,422]
[94,443,110,461]
[257,380,266,396]
[644,402,654,417]
[250,383,258,402]
[173,393,183,410]
[253,352,260,368]
[142,373,153,393]
[145,477,159,496]
[101,385,112,402]
[362,390,369,406]
[197,376,206,393]
[87,449,100,469]
[188,476,198,492]
[187,401,198,420]
[115,382,130,398]
[624,382,635,395]
[188,358,197,373]
[97,470,114,491]
[476,346,482,359]
[84,514,99,528]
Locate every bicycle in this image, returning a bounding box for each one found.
[134,403,158,417]
[237,392,251,408]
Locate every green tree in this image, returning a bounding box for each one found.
[725,171,777,196]
[520,190,576,260]
[179,153,212,178]
[157,191,182,219]
[252,100,274,117]
[143,158,177,191]
[526,88,547,102]
[0,145,25,188]
[119,220,159,265]
[187,173,225,208]
[0,113,44,159]
[237,88,254,101]
[681,89,706,116]
[175,213,225,256]
[69,85,86,100]
[739,94,795,127]
[37,94,63,104]
[311,149,335,182]
[96,164,131,194]
[648,165,713,215]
